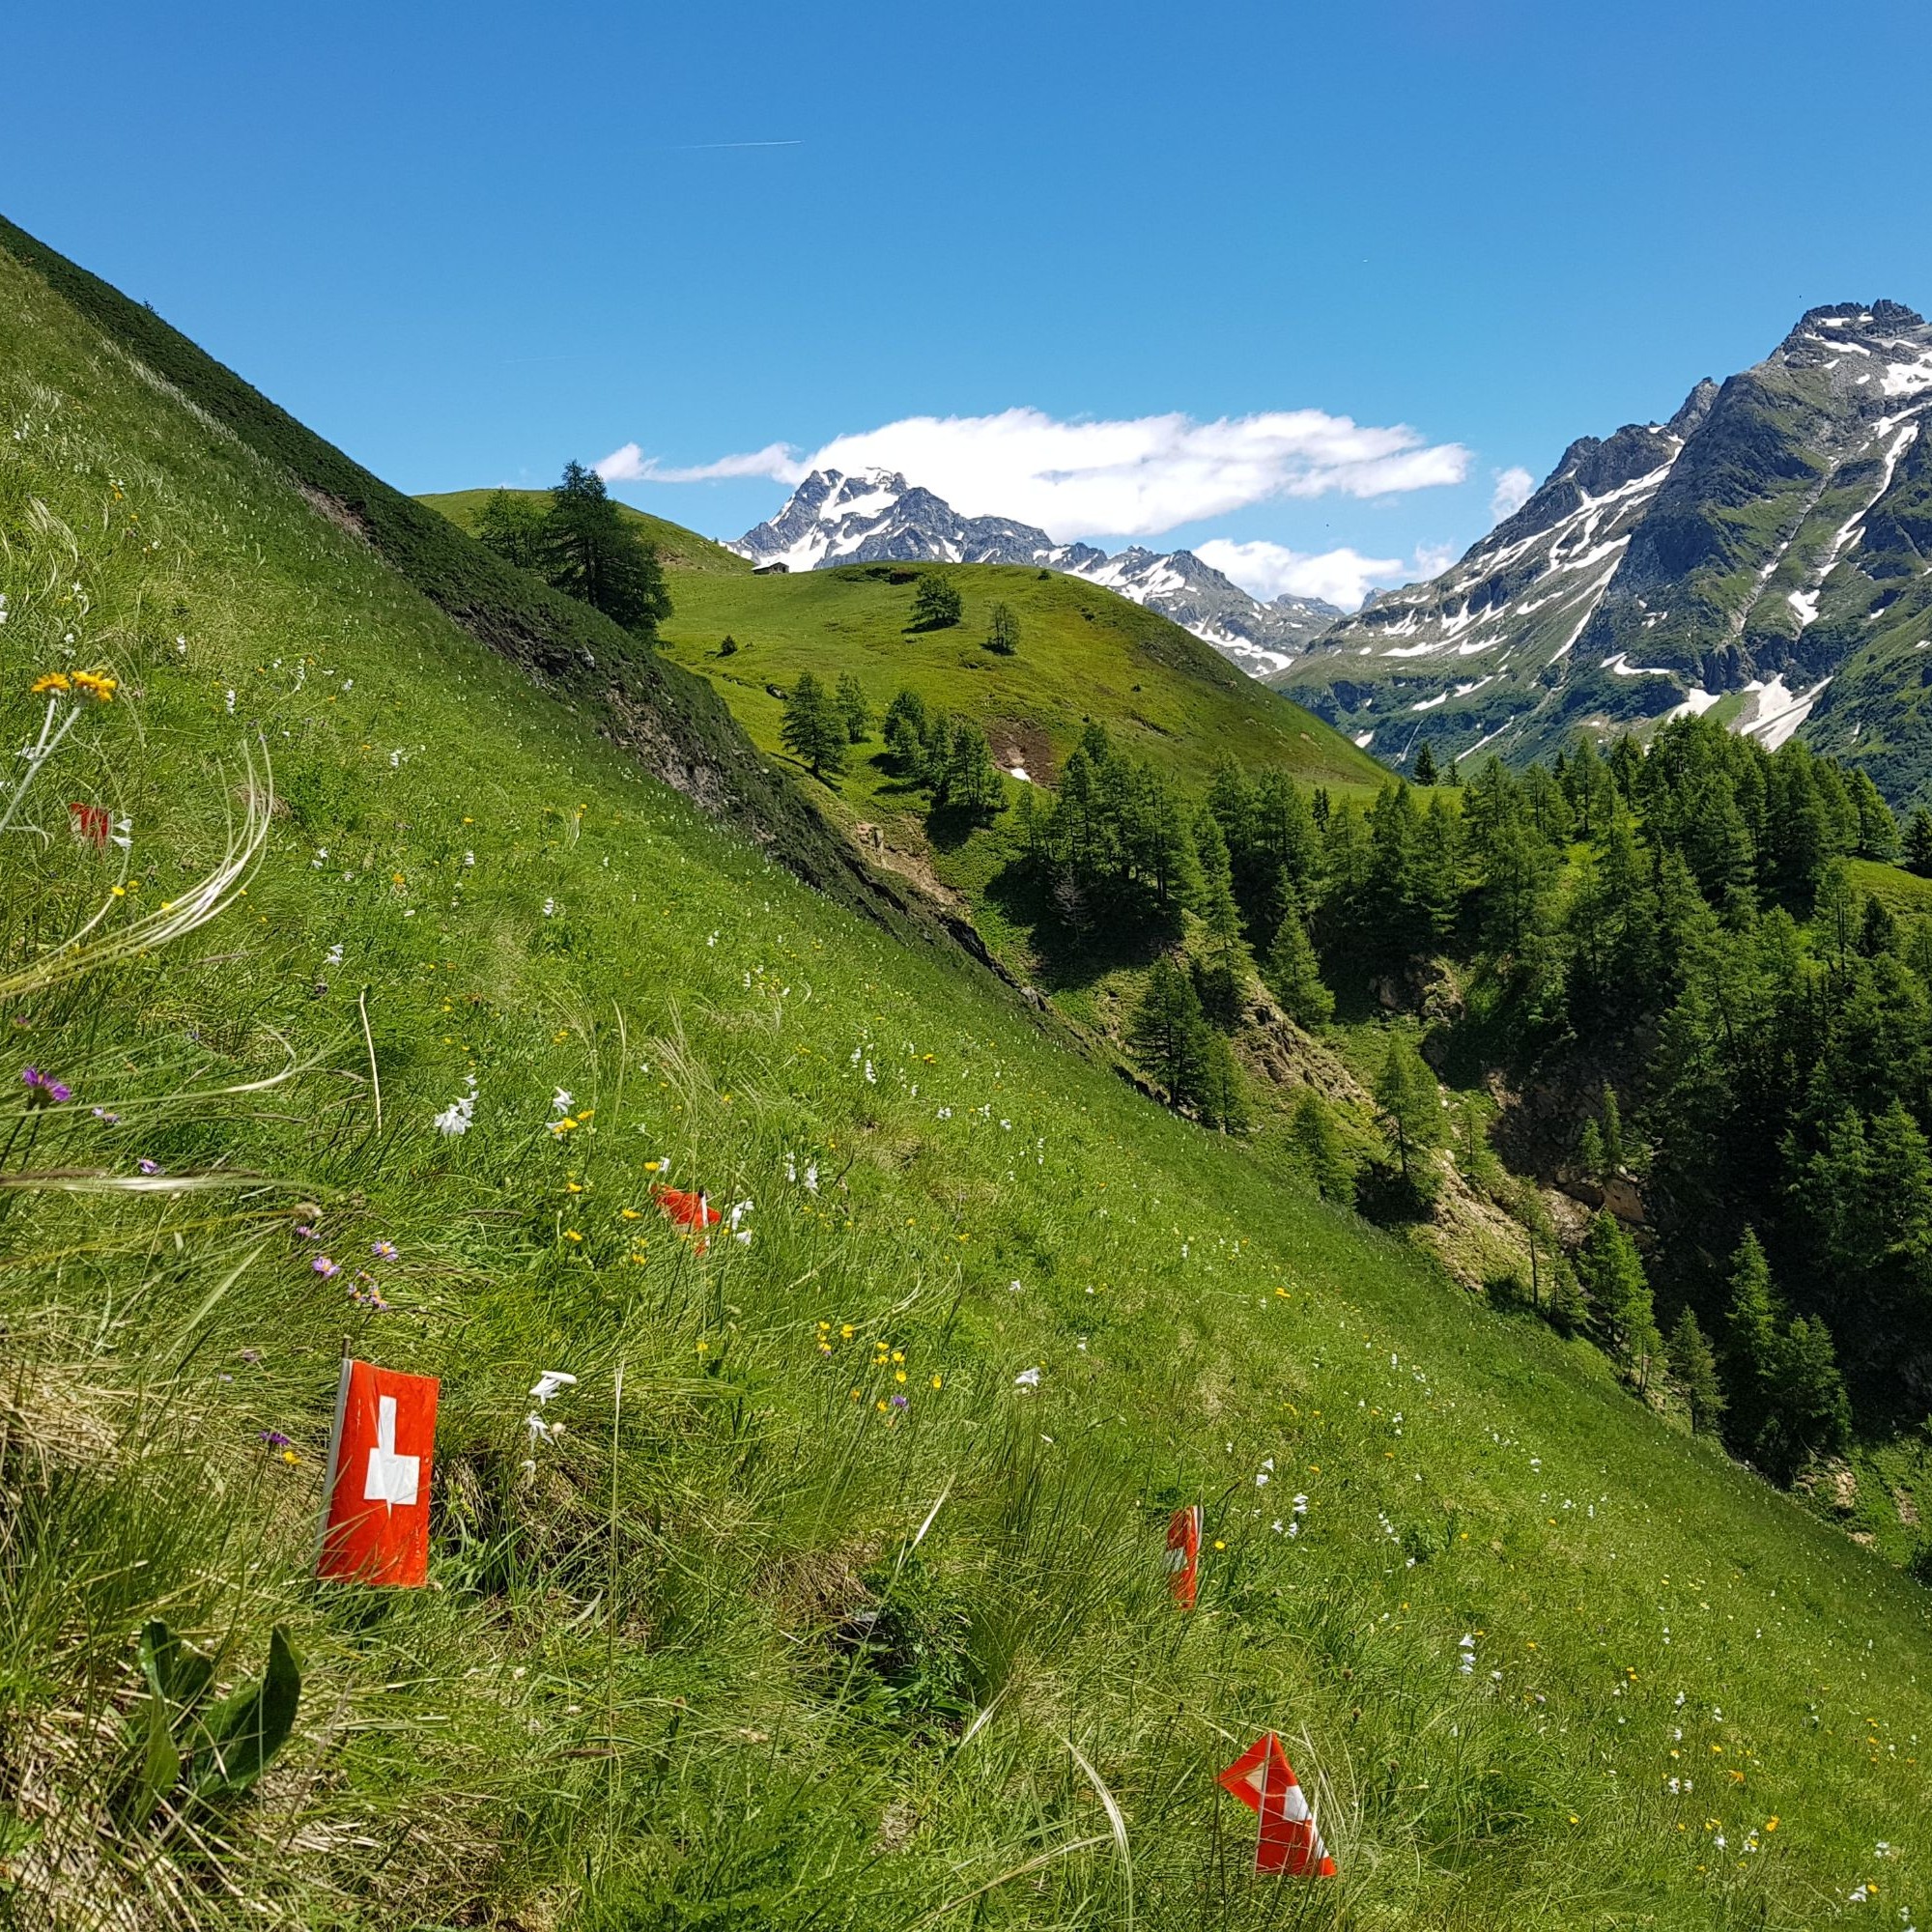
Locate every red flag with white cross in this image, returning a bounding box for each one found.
[316,1359,439,1586]
[1218,1733,1336,1876]
[1166,1503,1203,1608]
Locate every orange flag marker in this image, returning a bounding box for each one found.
[1218,1733,1336,1876]
[653,1184,721,1252]
[316,1359,439,1586]
[1166,1503,1203,1608]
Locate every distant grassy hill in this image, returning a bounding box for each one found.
[420,486,754,577]
[422,487,1385,798]
[7,217,1932,1930]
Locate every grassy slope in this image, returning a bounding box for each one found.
[418,486,754,578]
[3,241,1931,1932]
[0,214,962,964]
[423,487,1387,796]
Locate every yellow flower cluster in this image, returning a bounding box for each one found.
[30,669,116,701]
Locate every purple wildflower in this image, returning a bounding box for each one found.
[312,1255,341,1279]
[259,1431,292,1448]
[137,1158,162,1177]
[91,1106,120,1124]
[371,1239,398,1262]
[21,1067,71,1106]
[293,1222,318,1240]
[890,1392,909,1410]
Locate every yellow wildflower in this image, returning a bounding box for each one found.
[71,670,117,702]
[31,672,71,695]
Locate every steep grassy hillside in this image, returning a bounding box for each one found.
[5,230,1932,1932]
[0,215,952,959]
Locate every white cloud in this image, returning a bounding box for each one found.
[597,440,803,485]
[599,405,1469,540]
[1195,539,1409,611]
[1490,465,1535,523]
[1412,541,1458,579]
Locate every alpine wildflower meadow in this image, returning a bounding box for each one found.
[0,228,1928,1930]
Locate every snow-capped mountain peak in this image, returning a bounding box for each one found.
[727,472,1341,672]
[1271,298,1932,787]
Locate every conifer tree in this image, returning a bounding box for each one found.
[1600,1083,1625,1175]
[1375,1033,1441,1191]
[1762,1316,1852,1474]
[1859,895,1898,957]
[1196,1032,1249,1131]
[835,671,871,742]
[1849,769,1898,859]
[917,711,952,788]
[1907,808,1932,876]
[1265,913,1334,1026]
[474,489,548,572]
[1722,1228,1782,1450]
[780,671,847,780]
[984,601,1020,655]
[1193,810,1245,1018]
[1577,1210,1660,1383]
[1413,739,1438,785]
[882,688,927,767]
[1127,957,1209,1101]
[909,573,962,630]
[1288,1089,1358,1203]
[543,462,671,638]
[937,721,1003,820]
[1417,795,1464,942]
[1666,1307,1726,1434]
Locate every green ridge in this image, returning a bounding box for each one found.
[421,486,1387,797]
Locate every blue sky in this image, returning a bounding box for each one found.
[7,0,1928,606]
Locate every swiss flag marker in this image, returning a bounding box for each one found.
[316,1359,439,1586]
[1166,1504,1203,1608]
[1218,1733,1336,1876]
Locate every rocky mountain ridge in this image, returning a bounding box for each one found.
[1270,299,1932,801]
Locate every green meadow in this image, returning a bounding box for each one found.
[4,227,1931,1930]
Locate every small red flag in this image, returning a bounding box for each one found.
[316,1359,439,1587]
[68,803,111,849]
[1166,1503,1203,1608]
[1218,1733,1336,1876]
[653,1184,721,1253]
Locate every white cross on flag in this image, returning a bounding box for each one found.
[317,1358,439,1586]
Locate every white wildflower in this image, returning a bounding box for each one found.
[1013,1367,1040,1389]
[325,943,344,968]
[529,1371,578,1406]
